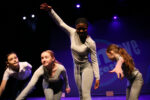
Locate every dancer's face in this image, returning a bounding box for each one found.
[41,52,54,67]
[106,51,116,61]
[76,23,88,38]
[7,53,19,69]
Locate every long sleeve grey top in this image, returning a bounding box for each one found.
[16,63,70,100]
[48,9,100,80]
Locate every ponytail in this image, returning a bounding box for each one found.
[119,48,134,75]
[106,44,135,75]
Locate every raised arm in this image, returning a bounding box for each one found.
[40,3,75,37]
[16,66,44,100]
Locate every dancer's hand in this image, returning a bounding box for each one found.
[66,87,71,94]
[40,3,52,11]
[109,56,124,80]
[109,67,124,79]
[94,79,100,89]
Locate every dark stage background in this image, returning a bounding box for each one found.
[0,0,150,98]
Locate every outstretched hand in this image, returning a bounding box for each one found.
[40,3,52,11]
[94,80,100,90]
[109,67,124,79]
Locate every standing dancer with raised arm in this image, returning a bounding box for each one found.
[40,3,100,100]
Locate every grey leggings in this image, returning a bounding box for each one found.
[74,62,94,100]
[126,72,144,100]
[42,79,63,100]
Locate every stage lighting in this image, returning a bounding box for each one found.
[113,16,118,20]
[76,4,80,8]
[31,14,35,18]
[22,16,27,20]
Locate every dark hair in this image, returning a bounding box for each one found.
[75,17,88,26]
[5,52,18,68]
[6,52,17,61]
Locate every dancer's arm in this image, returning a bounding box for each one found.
[40,3,75,37]
[61,66,71,93]
[88,39,100,89]
[0,69,10,96]
[109,57,124,79]
[16,66,44,100]
[0,80,7,96]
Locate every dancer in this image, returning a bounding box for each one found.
[16,50,71,100]
[106,44,144,100]
[0,52,32,100]
[40,3,100,100]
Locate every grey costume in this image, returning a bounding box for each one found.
[48,9,100,100]
[122,61,144,100]
[1,62,32,100]
[16,63,70,100]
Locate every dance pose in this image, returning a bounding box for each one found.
[16,50,71,100]
[40,3,100,100]
[0,52,32,100]
[106,44,144,100]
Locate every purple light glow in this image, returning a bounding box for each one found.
[76,4,80,8]
[113,16,117,20]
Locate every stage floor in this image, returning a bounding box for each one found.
[27,94,150,100]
